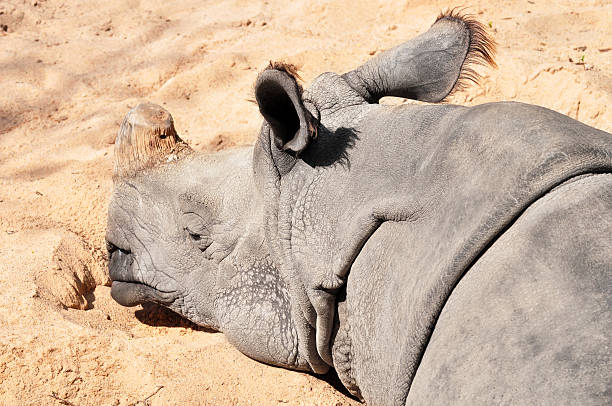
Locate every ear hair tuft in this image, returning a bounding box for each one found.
[435,7,498,100]
[248,61,304,106]
[266,61,303,82]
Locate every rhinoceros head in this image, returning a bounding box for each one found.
[106,10,496,373]
[106,109,255,330]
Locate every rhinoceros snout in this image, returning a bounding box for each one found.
[107,241,180,307]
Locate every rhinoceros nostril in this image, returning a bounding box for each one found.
[106,240,130,255]
[108,245,134,282]
[106,240,117,253]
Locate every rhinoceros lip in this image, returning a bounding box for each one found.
[110,280,179,307]
[107,245,179,307]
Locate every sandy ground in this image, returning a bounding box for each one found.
[1,0,611,404]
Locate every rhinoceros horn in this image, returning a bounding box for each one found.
[342,8,497,103]
[113,102,192,178]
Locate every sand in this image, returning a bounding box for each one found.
[1,0,611,404]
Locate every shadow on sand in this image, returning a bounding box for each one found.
[135,302,218,333]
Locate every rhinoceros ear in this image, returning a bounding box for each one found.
[114,102,192,179]
[255,63,317,156]
[342,8,497,103]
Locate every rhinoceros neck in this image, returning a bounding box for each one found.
[231,129,331,374]
[214,246,304,369]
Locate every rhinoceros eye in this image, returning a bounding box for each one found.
[187,231,201,241]
[183,212,213,252]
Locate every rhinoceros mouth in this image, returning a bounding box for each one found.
[107,243,179,307]
[110,280,178,307]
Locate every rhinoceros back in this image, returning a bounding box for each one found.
[406,173,612,405]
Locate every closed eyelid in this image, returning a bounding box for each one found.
[183,212,212,235]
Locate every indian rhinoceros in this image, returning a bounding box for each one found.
[105,10,612,405]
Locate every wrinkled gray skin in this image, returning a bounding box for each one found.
[106,15,612,405]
